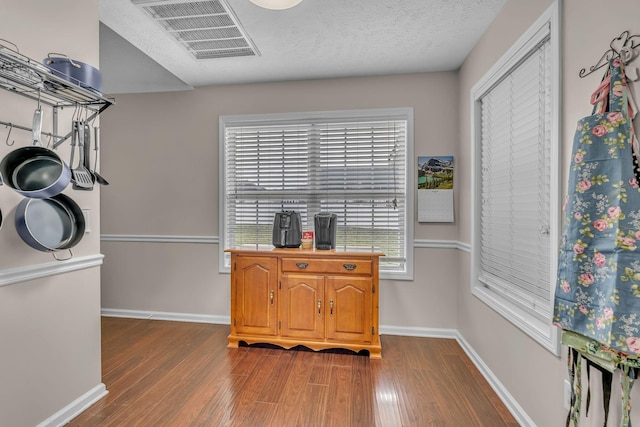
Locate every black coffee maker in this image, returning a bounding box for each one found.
[314,213,337,250]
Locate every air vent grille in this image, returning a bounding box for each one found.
[131,0,259,59]
[196,48,255,59]
[177,28,242,41]
[188,39,249,50]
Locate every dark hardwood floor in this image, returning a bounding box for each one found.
[68,317,518,426]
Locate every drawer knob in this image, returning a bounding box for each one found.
[296,262,309,269]
[343,263,357,271]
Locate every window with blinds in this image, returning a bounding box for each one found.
[479,37,552,321]
[219,109,413,278]
[471,2,560,354]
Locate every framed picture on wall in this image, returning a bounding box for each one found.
[417,155,454,222]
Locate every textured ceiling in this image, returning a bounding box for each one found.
[99,0,507,94]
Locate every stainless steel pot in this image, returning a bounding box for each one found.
[15,193,85,256]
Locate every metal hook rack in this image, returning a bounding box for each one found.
[0,119,62,145]
[0,41,114,148]
[4,123,13,146]
[579,30,640,78]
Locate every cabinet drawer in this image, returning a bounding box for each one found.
[281,258,372,275]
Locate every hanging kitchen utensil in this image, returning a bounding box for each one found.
[68,120,76,179]
[82,122,95,184]
[15,193,85,260]
[91,125,109,186]
[0,107,71,198]
[32,106,42,144]
[70,120,93,190]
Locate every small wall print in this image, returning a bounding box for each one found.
[417,156,454,222]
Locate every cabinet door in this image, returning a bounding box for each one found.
[325,276,372,343]
[280,274,325,340]
[233,256,278,336]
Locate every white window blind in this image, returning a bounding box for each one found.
[478,35,552,321]
[221,110,411,275]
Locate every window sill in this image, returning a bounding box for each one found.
[380,270,413,281]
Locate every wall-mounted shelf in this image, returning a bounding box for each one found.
[0,45,114,148]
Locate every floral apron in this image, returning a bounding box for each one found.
[554,58,640,426]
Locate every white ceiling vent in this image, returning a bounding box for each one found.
[130,0,259,59]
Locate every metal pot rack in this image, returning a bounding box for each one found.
[0,43,114,149]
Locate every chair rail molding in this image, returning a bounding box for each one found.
[101,234,219,244]
[101,234,470,252]
[413,238,470,252]
[0,254,104,288]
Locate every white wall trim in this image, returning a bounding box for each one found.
[457,241,471,253]
[455,332,536,427]
[101,234,472,253]
[379,325,457,338]
[101,234,219,244]
[100,311,459,340]
[36,383,107,427]
[0,254,104,288]
[101,308,230,324]
[413,239,470,252]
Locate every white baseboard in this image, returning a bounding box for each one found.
[36,383,107,427]
[455,332,536,427]
[101,308,230,325]
[98,309,531,425]
[379,324,458,338]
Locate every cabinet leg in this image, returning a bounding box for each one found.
[368,346,382,359]
[227,335,240,349]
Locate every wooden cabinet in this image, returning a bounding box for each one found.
[226,248,383,358]
[280,273,325,340]
[232,255,278,337]
[325,276,372,343]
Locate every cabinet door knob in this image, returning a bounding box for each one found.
[343,263,357,271]
[270,290,274,306]
[317,299,322,316]
[296,262,309,269]
[329,299,334,316]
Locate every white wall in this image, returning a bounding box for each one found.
[100,72,461,330]
[458,0,640,425]
[0,1,105,426]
